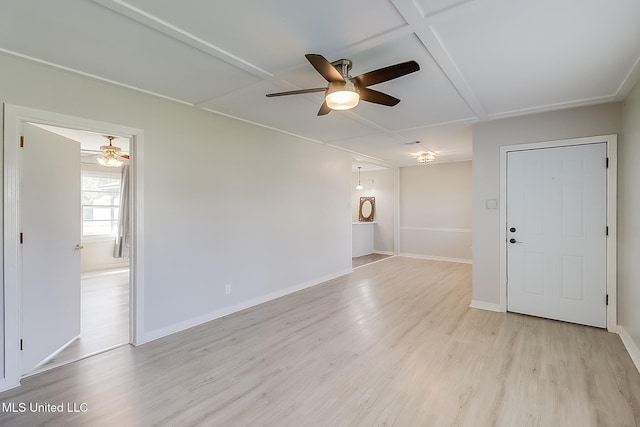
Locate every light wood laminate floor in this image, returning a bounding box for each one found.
[1,257,639,426]
[352,253,392,268]
[34,270,129,373]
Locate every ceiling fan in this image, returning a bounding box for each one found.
[266,54,420,116]
[95,136,128,167]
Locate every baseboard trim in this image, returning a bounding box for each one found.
[470,300,503,312]
[618,325,640,374]
[399,252,472,264]
[81,263,130,275]
[400,226,472,233]
[81,268,129,279]
[139,268,353,345]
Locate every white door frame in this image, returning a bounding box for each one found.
[2,103,145,391]
[499,134,617,332]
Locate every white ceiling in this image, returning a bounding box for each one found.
[1,0,639,166]
[33,124,129,151]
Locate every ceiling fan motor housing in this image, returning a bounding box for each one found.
[331,59,353,77]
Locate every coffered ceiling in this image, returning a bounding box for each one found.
[1,0,639,166]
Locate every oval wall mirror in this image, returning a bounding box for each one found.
[359,197,375,222]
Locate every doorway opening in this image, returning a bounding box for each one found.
[2,104,144,392]
[24,124,131,375]
[351,158,398,268]
[498,134,617,331]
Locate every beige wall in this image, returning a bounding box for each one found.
[471,103,622,305]
[619,81,640,354]
[400,161,472,262]
[352,168,395,254]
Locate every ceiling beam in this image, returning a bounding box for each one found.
[91,0,272,79]
[390,0,487,120]
[614,54,640,102]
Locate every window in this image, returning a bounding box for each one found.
[81,167,121,238]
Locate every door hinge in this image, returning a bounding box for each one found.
[606,294,609,306]
[606,157,609,168]
[606,226,609,236]
[19,232,23,244]
[20,136,24,148]
[20,339,23,351]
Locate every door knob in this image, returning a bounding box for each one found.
[509,238,523,244]
[74,244,84,251]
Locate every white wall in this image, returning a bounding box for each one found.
[471,103,621,305]
[619,81,640,358]
[351,168,395,254]
[0,52,352,362]
[81,240,129,273]
[399,161,472,262]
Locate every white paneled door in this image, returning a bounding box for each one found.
[20,123,81,375]
[507,143,607,328]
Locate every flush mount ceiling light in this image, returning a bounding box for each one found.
[97,136,124,167]
[356,166,364,190]
[417,151,436,164]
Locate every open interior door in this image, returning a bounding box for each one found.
[20,123,81,375]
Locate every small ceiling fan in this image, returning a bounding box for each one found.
[97,136,128,167]
[266,54,420,116]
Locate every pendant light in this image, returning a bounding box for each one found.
[97,136,124,167]
[356,166,364,190]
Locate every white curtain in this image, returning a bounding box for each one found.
[113,165,130,258]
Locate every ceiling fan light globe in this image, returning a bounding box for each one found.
[98,153,123,167]
[326,89,359,110]
[326,80,359,110]
[326,90,360,110]
[109,157,123,167]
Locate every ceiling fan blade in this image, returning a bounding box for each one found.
[305,54,345,83]
[317,101,331,116]
[359,88,400,106]
[354,60,420,87]
[266,87,327,97]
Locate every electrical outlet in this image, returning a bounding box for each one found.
[225,284,231,295]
